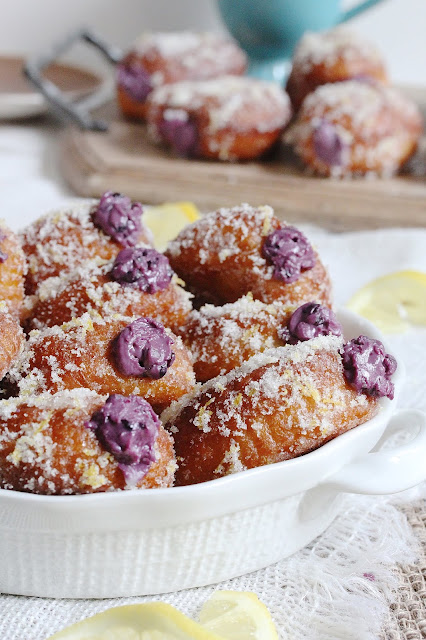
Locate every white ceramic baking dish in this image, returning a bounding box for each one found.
[0,309,425,599]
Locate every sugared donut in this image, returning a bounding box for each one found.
[146,76,292,160]
[117,31,247,120]
[9,314,195,413]
[20,192,153,295]
[0,390,176,494]
[0,313,24,381]
[286,28,388,111]
[162,333,396,486]
[0,220,26,315]
[166,204,331,306]
[285,81,423,177]
[27,248,192,332]
[180,297,342,382]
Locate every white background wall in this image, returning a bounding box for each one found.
[0,0,425,85]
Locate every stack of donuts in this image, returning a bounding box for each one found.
[116,28,423,177]
[0,193,397,494]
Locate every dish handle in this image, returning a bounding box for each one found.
[323,409,426,495]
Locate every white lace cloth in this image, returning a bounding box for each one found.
[0,124,426,640]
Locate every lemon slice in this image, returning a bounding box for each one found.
[47,602,222,640]
[346,270,426,334]
[144,202,201,251]
[199,591,278,640]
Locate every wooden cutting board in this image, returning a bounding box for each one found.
[60,87,426,231]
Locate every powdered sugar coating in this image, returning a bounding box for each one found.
[180,294,294,381]
[132,31,247,79]
[0,389,176,494]
[28,258,191,331]
[166,204,331,307]
[293,28,384,74]
[285,81,423,177]
[20,200,153,295]
[162,335,378,486]
[286,28,388,111]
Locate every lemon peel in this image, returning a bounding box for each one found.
[144,202,201,252]
[346,270,426,334]
[47,591,279,640]
[199,591,279,640]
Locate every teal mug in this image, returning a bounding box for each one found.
[216,0,384,82]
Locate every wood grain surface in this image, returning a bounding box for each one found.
[60,87,426,231]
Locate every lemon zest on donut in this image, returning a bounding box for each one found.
[261,214,272,236]
[172,274,186,288]
[233,393,243,408]
[194,403,214,432]
[83,447,98,457]
[77,460,108,489]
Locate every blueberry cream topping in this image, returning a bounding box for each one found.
[341,335,397,399]
[92,191,143,247]
[279,302,342,344]
[87,394,159,484]
[262,227,316,283]
[114,317,175,378]
[111,247,173,292]
[158,117,199,157]
[313,120,347,167]
[117,61,153,102]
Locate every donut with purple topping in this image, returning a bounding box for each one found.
[9,313,195,413]
[0,390,176,494]
[117,31,247,121]
[165,204,331,307]
[20,193,152,295]
[162,334,382,486]
[146,76,292,161]
[27,249,192,332]
[180,297,341,382]
[286,28,388,112]
[285,81,423,177]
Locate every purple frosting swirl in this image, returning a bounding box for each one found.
[92,191,143,247]
[158,117,199,157]
[262,226,316,283]
[86,394,159,484]
[111,247,173,293]
[279,302,342,344]
[114,317,175,378]
[341,335,397,399]
[313,120,347,167]
[117,61,153,103]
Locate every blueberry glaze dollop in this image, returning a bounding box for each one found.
[114,317,175,378]
[117,61,153,103]
[158,117,199,157]
[262,226,316,283]
[279,302,342,344]
[87,394,159,484]
[92,191,143,247]
[341,335,397,399]
[313,120,347,167]
[111,247,173,293]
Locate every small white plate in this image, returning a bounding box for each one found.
[0,55,103,120]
